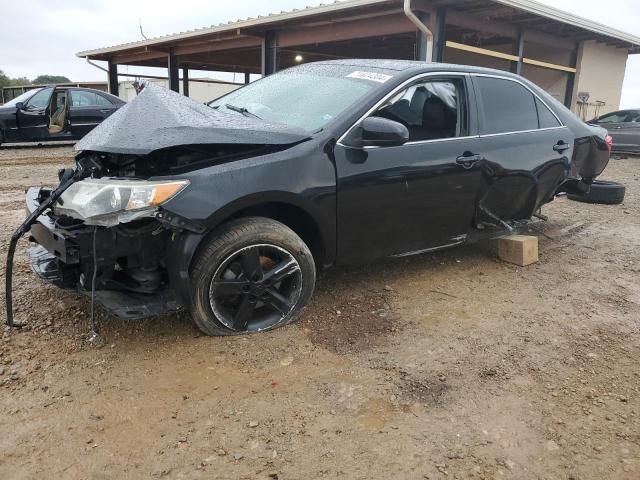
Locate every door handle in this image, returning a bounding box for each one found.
[553,142,571,153]
[456,152,483,169]
[99,109,113,114]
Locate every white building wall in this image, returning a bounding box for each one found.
[118,78,241,103]
[572,40,628,118]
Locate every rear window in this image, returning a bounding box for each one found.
[475,77,538,135]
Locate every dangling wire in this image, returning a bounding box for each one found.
[88,226,101,340]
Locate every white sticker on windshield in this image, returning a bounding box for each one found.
[347,71,393,83]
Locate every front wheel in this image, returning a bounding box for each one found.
[190,217,316,336]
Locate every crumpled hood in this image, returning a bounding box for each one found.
[75,82,310,155]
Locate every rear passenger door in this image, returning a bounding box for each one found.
[68,89,118,139]
[472,74,571,222]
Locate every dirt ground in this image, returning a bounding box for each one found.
[0,146,638,480]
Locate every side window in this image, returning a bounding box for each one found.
[475,77,538,135]
[25,87,53,109]
[95,93,114,106]
[70,90,111,107]
[372,78,465,142]
[535,97,561,129]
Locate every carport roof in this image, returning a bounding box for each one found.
[77,0,640,60]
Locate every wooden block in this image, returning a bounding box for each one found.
[496,235,539,267]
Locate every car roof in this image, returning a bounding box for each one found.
[309,59,527,80]
[48,86,123,102]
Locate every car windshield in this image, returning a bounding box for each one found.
[3,88,41,107]
[208,65,390,132]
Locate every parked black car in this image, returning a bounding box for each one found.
[589,109,640,155]
[7,60,611,336]
[0,86,125,145]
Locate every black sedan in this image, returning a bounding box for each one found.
[7,60,610,336]
[0,86,124,145]
[589,109,640,155]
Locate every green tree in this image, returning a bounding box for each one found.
[32,75,71,85]
[0,70,31,88]
[0,70,11,89]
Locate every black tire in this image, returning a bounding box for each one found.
[567,180,626,205]
[190,217,316,336]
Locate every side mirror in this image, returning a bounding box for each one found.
[359,117,409,147]
[15,102,24,110]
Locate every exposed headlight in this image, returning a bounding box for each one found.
[55,178,189,227]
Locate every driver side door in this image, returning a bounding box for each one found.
[334,74,483,264]
[15,87,53,141]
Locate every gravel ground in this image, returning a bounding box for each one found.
[0,146,639,479]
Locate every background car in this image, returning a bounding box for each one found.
[0,86,125,145]
[589,109,640,155]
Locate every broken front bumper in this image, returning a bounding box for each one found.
[25,187,182,320]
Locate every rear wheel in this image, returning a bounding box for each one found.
[567,180,625,205]
[190,217,316,336]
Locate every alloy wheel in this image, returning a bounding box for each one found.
[209,244,303,332]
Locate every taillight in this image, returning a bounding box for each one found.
[605,134,613,154]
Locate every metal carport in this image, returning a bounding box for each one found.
[77,0,640,113]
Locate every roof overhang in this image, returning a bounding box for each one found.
[76,0,640,65]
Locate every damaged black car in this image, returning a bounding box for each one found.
[7,60,611,336]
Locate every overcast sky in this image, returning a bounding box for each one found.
[1,0,638,108]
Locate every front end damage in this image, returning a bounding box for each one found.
[26,184,184,319]
[5,82,309,326]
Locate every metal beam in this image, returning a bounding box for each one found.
[446,10,574,51]
[446,40,520,62]
[262,30,277,76]
[174,36,262,56]
[522,57,576,73]
[182,68,189,97]
[107,61,119,96]
[564,47,579,108]
[433,7,447,62]
[510,29,525,74]
[277,13,413,48]
[415,10,431,61]
[168,52,180,92]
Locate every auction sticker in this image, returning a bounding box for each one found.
[346,71,393,83]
